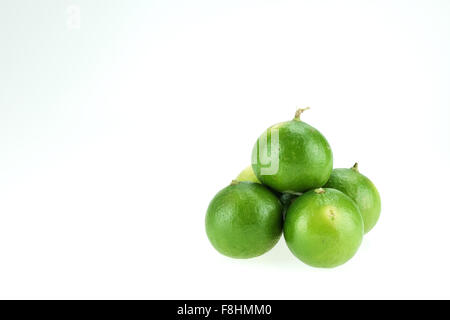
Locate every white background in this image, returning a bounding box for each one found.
[1,0,449,299]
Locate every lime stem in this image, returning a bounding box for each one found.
[294,107,310,121]
[351,162,359,172]
[314,188,325,194]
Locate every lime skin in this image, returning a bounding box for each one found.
[236,165,260,183]
[205,182,283,259]
[325,164,381,234]
[284,188,364,268]
[252,119,333,193]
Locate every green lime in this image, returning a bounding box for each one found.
[205,181,283,258]
[324,163,381,234]
[284,188,364,268]
[251,108,333,193]
[236,165,260,183]
[280,192,299,220]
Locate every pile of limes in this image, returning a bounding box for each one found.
[205,109,381,268]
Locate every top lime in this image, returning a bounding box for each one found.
[205,182,283,259]
[325,163,381,233]
[252,109,333,193]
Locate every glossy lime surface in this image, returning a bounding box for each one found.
[325,164,381,233]
[252,118,333,193]
[205,182,283,259]
[284,188,363,268]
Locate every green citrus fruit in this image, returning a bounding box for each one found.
[205,182,283,258]
[284,188,364,268]
[324,163,381,234]
[236,165,260,183]
[280,192,299,220]
[251,108,333,193]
